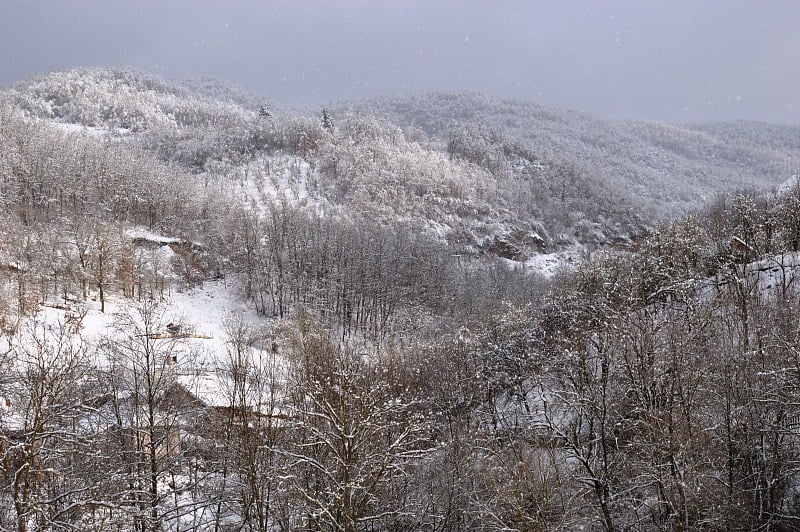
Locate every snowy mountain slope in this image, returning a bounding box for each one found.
[341,93,800,217]
[0,70,642,254]
[4,66,798,273]
[5,66,252,132]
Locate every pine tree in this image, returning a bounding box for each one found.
[321,108,334,132]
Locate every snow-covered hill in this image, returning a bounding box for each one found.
[342,93,800,217]
[8,66,793,262]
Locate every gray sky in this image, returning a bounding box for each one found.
[2,0,799,124]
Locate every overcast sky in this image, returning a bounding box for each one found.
[2,0,799,124]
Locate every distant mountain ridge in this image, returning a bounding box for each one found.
[340,93,800,216]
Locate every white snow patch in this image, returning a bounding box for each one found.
[699,252,800,301]
[778,175,798,195]
[161,277,266,366]
[124,228,183,245]
[51,121,129,138]
[501,246,583,277]
[11,277,271,373]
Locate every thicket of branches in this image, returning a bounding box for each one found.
[4,182,800,530]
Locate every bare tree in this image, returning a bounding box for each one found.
[0,318,107,531]
[98,300,199,531]
[208,318,291,531]
[282,314,432,531]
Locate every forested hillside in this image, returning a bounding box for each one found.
[343,93,800,217]
[1,67,800,530]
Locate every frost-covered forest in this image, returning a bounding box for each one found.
[2,67,800,531]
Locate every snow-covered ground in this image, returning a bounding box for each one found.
[739,252,800,296]
[777,174,798,195]
[125,227,184,245]
[4,274,272,381]
[696,252,800,302]
[523,247,583,277]
[51,120,130,137]
[88,277,264,366]
[499,246,584,278]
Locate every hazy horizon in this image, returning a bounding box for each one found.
[3,0,800,125]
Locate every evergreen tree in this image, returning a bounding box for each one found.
[321,108,334,131]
